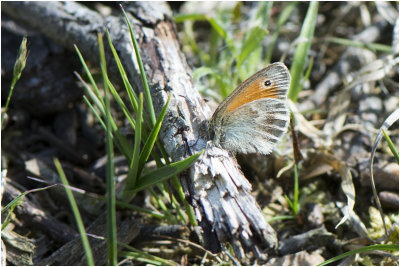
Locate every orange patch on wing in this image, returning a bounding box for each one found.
[225,76,280,113]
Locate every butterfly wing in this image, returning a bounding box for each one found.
[217,98,289,154]
[210,62,290,154]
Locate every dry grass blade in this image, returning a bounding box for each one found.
[288,101,328,147]
[369,108,399,238]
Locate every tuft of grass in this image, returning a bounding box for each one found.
[74,6,204,264]
[175,2,277,98]
[119,6,199,226]
[123,153,202,196]
[175,2,317,103]
[75,38,201,201]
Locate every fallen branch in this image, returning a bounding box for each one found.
[3,1,278,258]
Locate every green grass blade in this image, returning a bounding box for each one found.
[148,187,176,223]
[318,244,399,266]
[54,158,94,265]
[84,95,133,161]
[79,73,128,157]
[1,191,24,230]
[119,244,178,266]
[267,215,297,222]
[75,53,133,159]
[154,183,180,224]
[77,72,132,161]
[2,199,20,230]
[2,37,28,128]
[284,140,301,216]
[138,94,171,175]
[169,191,187,223]
[1,184,58,230]
[237,1,272,77]
[115,200,165,219]
[265,2,297,64]
[114,130,134,161]
[121,7,156,126]
[83,96,107,131]
[74,71,106,116]
[193,66,219,80]
[174,14,212,65]
[1,184,55,214]
[174,13,207,23]
[288,2,318,101]
[105,28,139,113]
[105,77,136,130]
[207,17,236,57]
[300,56,314,91]
[184,20,210,65]
[237,26,267,69]
[155,181,187,224]
[326,37,392,53]
[293,163,299,215]
[76,69,128,160]
[256,1,273,27]
[193,67,224,95]
[123,94,143,200]
[125,151,202,195]
[130,93,143,172]
[98,33,117,265]
[1,194,23,217]
[209,22,224,69]
[171,175,197,226]
[119,251,176,266]
[382,129,399,164]
[284,195,294,211]
[207,17,228,40]
[234,25,267,83]
[74,45,106,110]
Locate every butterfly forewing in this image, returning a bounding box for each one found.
[224,63,290,114]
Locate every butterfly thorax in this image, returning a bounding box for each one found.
[203,116,225,147]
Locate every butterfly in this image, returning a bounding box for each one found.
[208,62,290,154]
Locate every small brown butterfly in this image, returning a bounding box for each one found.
[208,62,291,154]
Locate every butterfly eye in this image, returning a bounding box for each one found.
[264,80,272,86]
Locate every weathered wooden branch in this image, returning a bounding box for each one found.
[38,212,141,265]
[3,1,278,258]
[3,182,78,244]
